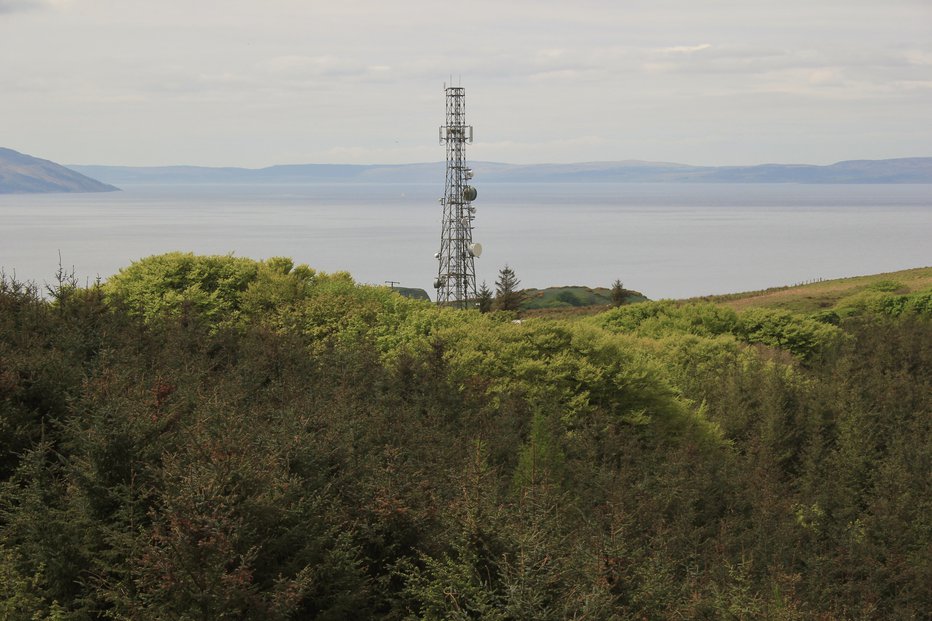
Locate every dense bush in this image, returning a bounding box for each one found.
[835,287,932,318]
[594,300,843,361]
[0,254,929,620]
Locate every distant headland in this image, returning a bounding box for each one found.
[0,147,119,194]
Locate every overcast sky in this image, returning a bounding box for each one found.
[2,0,930,167]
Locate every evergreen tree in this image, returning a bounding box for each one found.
[477,281,493,313]
[610,279,626,307]
[494,265,524,312]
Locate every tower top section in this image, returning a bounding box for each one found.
[439,87,473,145]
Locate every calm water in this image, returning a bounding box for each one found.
[0,183,929,300]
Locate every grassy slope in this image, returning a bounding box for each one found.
[521,285,647,310]
[694,266,932,312]
[519,266,931,319]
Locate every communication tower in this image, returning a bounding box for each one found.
[434,84,481,307]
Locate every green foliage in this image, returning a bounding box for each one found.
[238,256,316,316]
[555,290,583,306]
[0,546,66,621]
[736,307,843,360]
[1,258,929,620]
[864,279,907,293]
[493,264,525,312]
[595,300,740,338]
[610,278,626,307]
[401,441,506,620]
[595,300,843,360]
[512,412,565,491]
[835,287,932,318]
[104,252,261,323]
[476,281,493,313]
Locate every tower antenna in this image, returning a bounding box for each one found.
[434,84,481,308]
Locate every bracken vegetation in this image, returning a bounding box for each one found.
[0,252,929,620]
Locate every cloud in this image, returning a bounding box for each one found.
[527,68,602,82]
[635,45,927,91]
[807,68,844,86]
[265,55,395,83]
[657,44,712,54]
[2,0,929,166]
[905,50,932,66]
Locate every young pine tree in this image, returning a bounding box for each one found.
[477,281,494,313]
[494,265,525,312]
[610,279,626,307]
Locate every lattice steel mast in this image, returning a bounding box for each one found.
[434,84,481,307]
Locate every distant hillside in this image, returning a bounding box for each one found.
[394,286,430,302]
[696,266,932,313]
[70,157,932,185]
[516,285,649,319]
[522,285,648,310]
[695,158,932,183]
[518,268,931,319]
[68,163,444,185]
[0,147,119,194]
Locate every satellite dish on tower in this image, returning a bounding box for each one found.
[468,243,483,258]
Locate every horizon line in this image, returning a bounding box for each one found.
[65,155,932,170]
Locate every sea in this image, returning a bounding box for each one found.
[1,183,929,300]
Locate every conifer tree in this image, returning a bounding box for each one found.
[494,265,525,312]
[610,279,626,307]
[477,281,493,313]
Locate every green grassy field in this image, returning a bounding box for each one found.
[694,266,932,313]
[518,266,931,320]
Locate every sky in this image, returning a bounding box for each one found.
[2,0,931,167]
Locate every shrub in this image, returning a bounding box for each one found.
[736,307,842,361]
